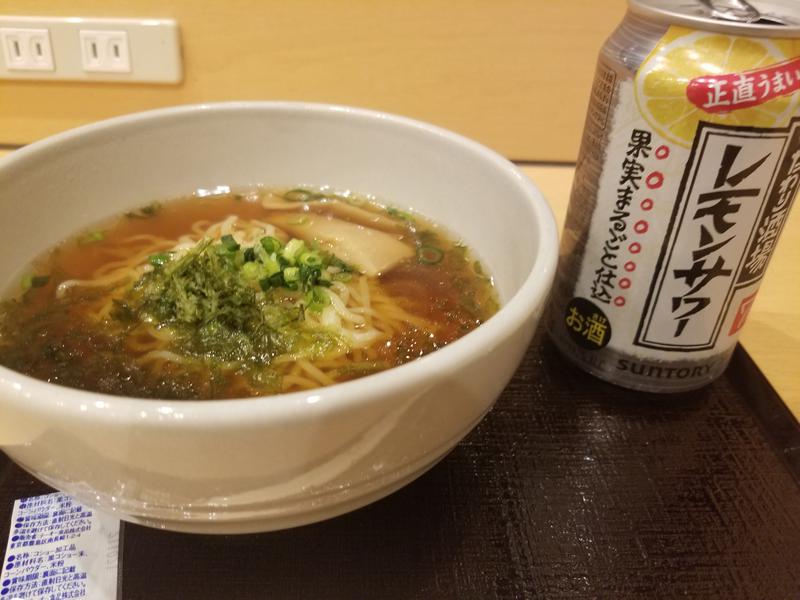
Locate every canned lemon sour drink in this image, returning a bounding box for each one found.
[547,0,800,392]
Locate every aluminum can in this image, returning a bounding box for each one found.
[546,0,800,392]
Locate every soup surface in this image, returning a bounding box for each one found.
[0,188,498,399]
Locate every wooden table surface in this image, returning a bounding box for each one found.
[521,165,800,419]
[0,149,796,417]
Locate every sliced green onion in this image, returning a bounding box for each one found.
[240,261,262,281]
[284,188,324,203]
[332,272,352,282]
[298,251,323,267]
[386,206,413,221]
[79,231,105,244]
[282,239,306,263]
[21,274,50,291]
[305,286,331,313]
[260,236,282,254]
[330,257,352,272]
[417,245,444,265]
[261,255,281,278]
[283,266,300,283]
[259,272,285,291]
[149,253,171,268]
[220,234,240,251]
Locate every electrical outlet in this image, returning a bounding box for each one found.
[0,16,181,83]
[0,27,54,71]
[79,30,130,73]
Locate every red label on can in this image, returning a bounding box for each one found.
[728,292,758,335]
[687,56,800,113]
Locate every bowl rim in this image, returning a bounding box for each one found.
[0,100,558,424]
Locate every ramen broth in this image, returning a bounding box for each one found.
[0,188,498,400]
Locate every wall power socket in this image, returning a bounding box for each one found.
[0,16,181,83]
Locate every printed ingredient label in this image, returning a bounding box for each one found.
[1,492,120,600]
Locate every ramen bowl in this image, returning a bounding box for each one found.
[0,102,557,533]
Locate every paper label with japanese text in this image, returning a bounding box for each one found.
[1,492,120,600]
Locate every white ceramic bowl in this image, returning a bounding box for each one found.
[0,102,557,533]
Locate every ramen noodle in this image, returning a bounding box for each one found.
[0,187,498,400]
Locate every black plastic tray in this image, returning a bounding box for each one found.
[2,335,799,599]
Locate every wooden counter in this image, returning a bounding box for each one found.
[521,165,800,418]
[0,1,627,161]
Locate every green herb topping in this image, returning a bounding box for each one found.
[120,235,353,366]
